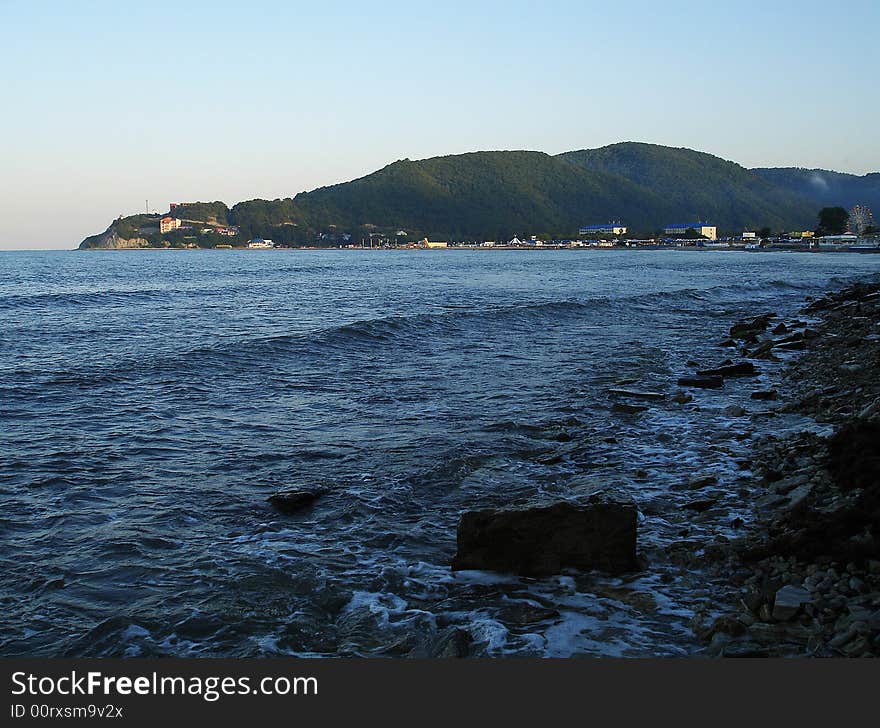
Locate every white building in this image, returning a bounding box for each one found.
[664,222,717,240]
[579,223,627,236]
[247,238,274,248]
[160,216,182,234]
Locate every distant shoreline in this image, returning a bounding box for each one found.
[73,245,880,254]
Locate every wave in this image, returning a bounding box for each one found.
[0,288,189,312]
[1,277,824,387]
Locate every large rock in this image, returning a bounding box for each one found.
[729,314,774,339]
[451,497,637,576]
[772,585,812,621]
[697,361,758,377]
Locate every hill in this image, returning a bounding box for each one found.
[230,151,676,241]
[80,143,875,248]
[752,168,880,212]
[557,143,816,232]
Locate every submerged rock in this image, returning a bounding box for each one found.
[268,486,328,513]
[451,497,638,576]
[677,375,724,389]
[608,388,666,401]
[671,390,694,404]
[751,390,779,400]
[612,402,648,414]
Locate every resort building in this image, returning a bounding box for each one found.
[579,223,627,236]
[247,238,274,248]
[420,238,448,248]
[664,222,717,240]
[159,216,181,234]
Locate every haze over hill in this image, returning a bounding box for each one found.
[80,143,878,249]
[752,168,880,212]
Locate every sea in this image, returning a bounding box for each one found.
[2,248,878,657]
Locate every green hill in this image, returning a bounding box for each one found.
[557,143,816,232]
[231,151,676,241]
[80,143,875,249]
[752,168,880,212]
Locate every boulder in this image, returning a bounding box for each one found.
[729,314,775,339]
[772,585,812,621]
[268,486,328,513]
[451,497,638,576]
[677,375,724,389]
[697,361,758,377]
[751,390,778,400]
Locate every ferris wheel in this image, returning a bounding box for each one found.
[849,204,875,233]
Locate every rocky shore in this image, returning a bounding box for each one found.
[693,279,880,657]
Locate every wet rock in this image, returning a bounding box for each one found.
[677,375,724,389]
[772,585,812,621]
[697,361,758,378]
[687,474,718,490]
[612,402,648,414]
[671,390,693,404]
[730,314,775,340]
[773,336,806,351]
[451,497,638,576]
[724,405,747,417]
[772,323,789,335]
[428,627,473,658]
[684,498,717,513]
[498,603,561,626]
[747,340,778,360]
[267,486,328,513]
[608,388,666,401]
[751,390,779,401]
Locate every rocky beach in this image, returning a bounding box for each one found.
[689,279,880,657]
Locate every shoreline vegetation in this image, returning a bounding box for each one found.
[679,279,880,657]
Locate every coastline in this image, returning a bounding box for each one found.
[693,278,880,657]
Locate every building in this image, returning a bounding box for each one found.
[420,238,448,249]
[247,238,274,248]
[742,231,757,240]
[160,216,181,234]
[664,222,717,240]
[579,223,627,236]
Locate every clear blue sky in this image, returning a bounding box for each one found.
[1,0,877,248]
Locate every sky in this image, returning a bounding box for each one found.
[1,0,878,249]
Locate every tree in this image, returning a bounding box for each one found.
[758,227,772,240]
[816,207,849,236]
